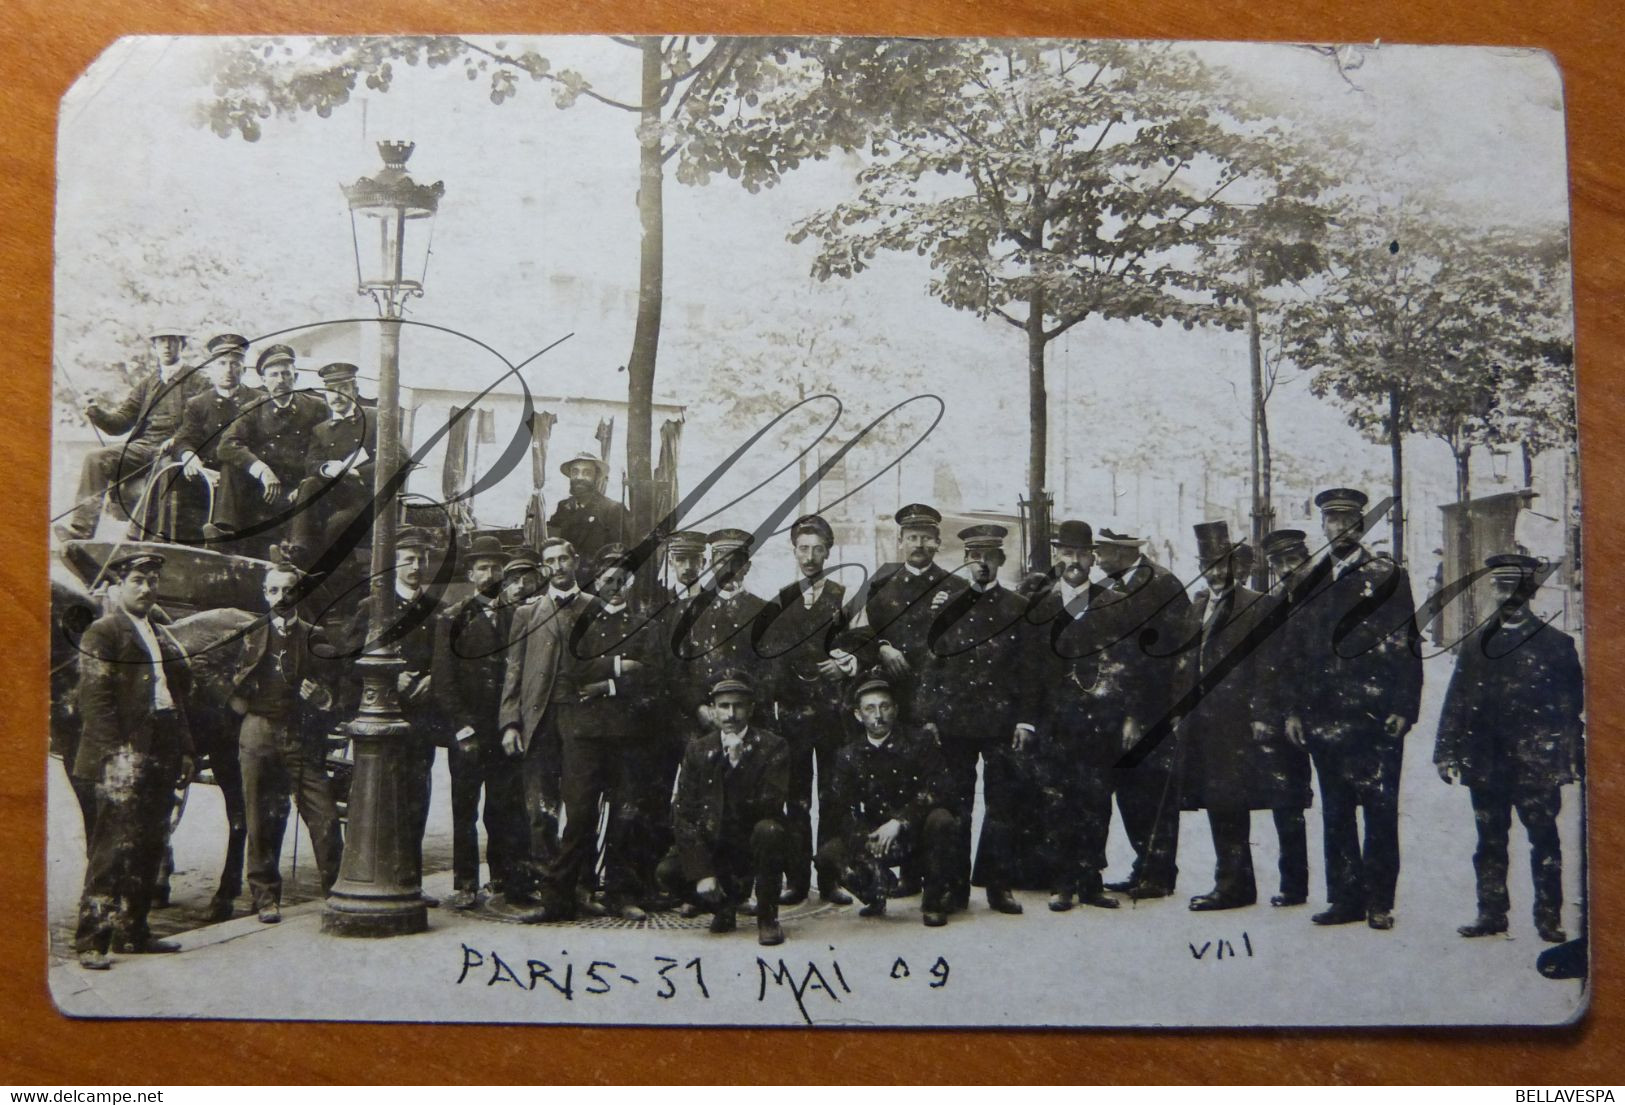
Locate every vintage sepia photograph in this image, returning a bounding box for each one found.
[45,34,1585,1027]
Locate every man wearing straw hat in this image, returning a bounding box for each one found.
[548,451,631,578]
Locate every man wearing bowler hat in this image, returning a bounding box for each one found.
[1435,553,1583,943]
[288,362,378,562]
[213,344,328,554]
[1093,527,1191,900]
[548,451,631,579]
[1284,487,1422,931]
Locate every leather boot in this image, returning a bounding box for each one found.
[709,904,737,935]
[757,898,784,946]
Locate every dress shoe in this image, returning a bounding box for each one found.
[576,892,609,919]
[1457,914,1508,938]
[1080,891,1121,910]
[922,910,948,927]
[1104,877,1137,893]
[1127,883,1174,901]
[1048,892,1075,912]
[259,904,282,924]
[127,937,182,954]
[678,901,704,919]
[78,950,111,971]
[203,896,235,923]
[757,918,785,947]
[1270,893,1307,908]
[445,888,480,911]
[709,906,737,935]
[1189,891,1256,912]
[819,887,855,906]
[1366,910,1395,931]
[1537,922,1568,944]
[619,903,649,923]
[987,888,1024,915]
[200,523,228,542]
[858,899,887,918]
[780,886,809,906]
[1311,904,1364,926]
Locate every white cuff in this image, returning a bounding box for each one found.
[829,649,858,676]
[607,679,617,698]
[249,460,271,481]
[1016,723,1035,733]
[614,655,622,678]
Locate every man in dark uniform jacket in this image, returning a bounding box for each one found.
[213,345,328,553]
[849,503,968,720]
[1028,521,1136,911]
[1284,488,1423,931]
[646,529,711,895]
[816,676,958,926]
[72,552,196,969]
[231,553,344,924]
[667,529,777,726]
[656,672,791,945]
[547,452,632,576]
[1436,553,1583,943]
[433,535,530,910]
[1180,522,1311,911]
[914,523,1039,915]
[63,328,208,540]
[172,335,261,541]
[289,362,378,562]
[1093,527,1191,899]
[757,513,858,906]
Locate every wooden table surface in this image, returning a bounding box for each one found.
[1,0,1620,1085]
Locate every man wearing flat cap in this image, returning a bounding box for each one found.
[434,535,530,910]
[1435,553,1583,944]
[1283,487,1422,931]
[913,522,1041,914]
[500,546,545,609]
[213,345,328,555]
[61,328,210,541]
[288,363,378,563]
[1093,527,1191,900]
[548,452,632,583]
[171,334,264,541]
[657,671,791,945]
[666,529,777,736]
[817,676,959,926]
[849,504,968,720]
[1178,521,1309,911]
[757,513,859,906]
[647,529,712,888]
[71,551,196,969]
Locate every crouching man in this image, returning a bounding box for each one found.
[656,672,791,946]
[815,676,958,927]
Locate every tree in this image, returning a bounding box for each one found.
[785,39,1321,567]
[200,35,872,554]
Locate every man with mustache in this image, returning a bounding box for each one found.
[547,452,631,586]
[172,333,261,541]
[288,362,378,564]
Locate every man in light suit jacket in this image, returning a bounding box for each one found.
[498,573,568,904]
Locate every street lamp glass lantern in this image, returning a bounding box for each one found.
[342,140,445,316]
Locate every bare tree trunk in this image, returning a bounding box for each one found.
[1522,440,1535,488]
[626,38,663,557]
[1453,438,1474,636]
[1388,385,1406,565]
[1247,300,1270,588]
[1026,299,1051,571]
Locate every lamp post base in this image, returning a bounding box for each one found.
[322,893,428,938]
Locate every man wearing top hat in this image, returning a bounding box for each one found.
[212,344,328,553]
[1179,521,1310,911]
[1092,527,1192,899]
[817,676,959,926]
[548,452,632,576]
[1435,553,1583,943]
[1284,487,1423,930]
[913,523,1041,914]
[61,327,210,541]
[657,671,791,946]
[231,551,344,924]
[757,513,859,906]
[434,535,532,910]
[850,503,968,719]
[71,551,196,969]
[288,362,378,562]
[1026,520,1136,910]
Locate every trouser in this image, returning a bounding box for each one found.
[1114,764,1181,891]
[290,475,371,559]
[621,735,682,901]
[63,754,98,852]
[655,818,790,913]
[1204,807,1257,900]
[239,714,344,909]
[74,746,178,954]
[1469,784,1563,923]
[544,734,637,908]
[1311,737,1402,912]
[1039,744,1115,898]
[1273,807,1309,900]
[447,733,530,894]
[815,808,958,911]
[780,705,847,895]
[213,462,299,553]
[940,734,1025,898]
[521,713,565,875]
[401,733,436,885]
[69,442,159,537]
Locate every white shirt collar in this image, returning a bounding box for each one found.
[904,562,931,577]
[865,730,894,749]
[602,601,628,615]
[1059,578,1090,611]
[396,580,421,603]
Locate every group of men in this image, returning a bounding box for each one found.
[61,333,1585,966]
